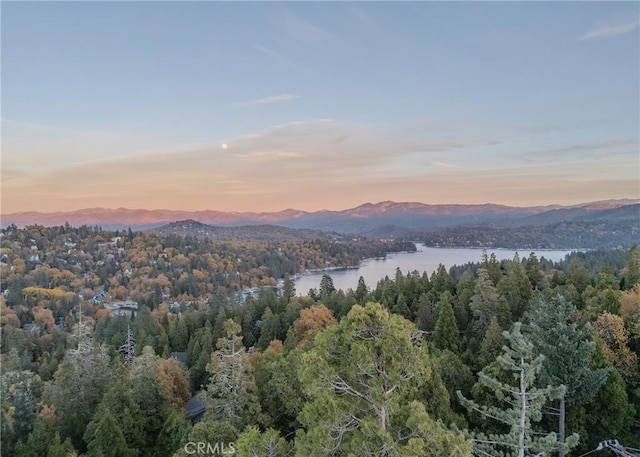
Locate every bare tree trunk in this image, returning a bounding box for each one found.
[559,395,566,457]
[519,368,526,457]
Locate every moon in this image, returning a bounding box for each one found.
[221,143,228,150]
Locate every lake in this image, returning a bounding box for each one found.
[293,245,575,294]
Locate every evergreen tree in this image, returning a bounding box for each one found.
[1,369,38,455]
[168,316,188,352]
[131,346,172,455]
[47,340,113,451]
[432,292,460,352]
[458,323,578,457]
[498,253,533,321]
[577,367,637,454]
[296,302,472,456]
[479,316,504,369]
[454,273,476,332]
[46,433,75,457]
[84,410,133,457]
[429,264,454,298]
[282,273,296,304]
[434,350,475,414]
[319,274,336,297]
[187,321,214,390]
[415,292,437,332]
[482,252,502,285]
[623,244,640,290]
[526,295,610,457]
[119,324,136,368]
[15,418,57,457]
[257,307,282,350]
[236,426,292,457]
[469,268,510,344]
[153,411,191,457]
[390,292,411,319]
[84,366,145,454]
[204,319,263,428]
[172,418,238,457]
[525,253,542,289]
[354,276,369,304]
[254,346,305,436]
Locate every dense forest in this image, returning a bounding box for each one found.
[1,224,639,456]
[417,219,639,249]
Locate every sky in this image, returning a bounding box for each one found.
[1,1,639,213]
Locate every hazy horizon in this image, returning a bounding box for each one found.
[2,2,639,214]
[3,197,640,217]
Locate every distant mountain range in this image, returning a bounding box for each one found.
[2,200,638,248]
[4,199,637,231]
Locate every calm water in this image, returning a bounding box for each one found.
[294,245,574,294]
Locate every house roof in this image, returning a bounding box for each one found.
[185,393,206,423]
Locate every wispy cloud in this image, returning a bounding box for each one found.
[3,119,636,213]
[253,44,314,76]
[526,139,638,161]
[275,10,333,46]
[234,94,300,107]
[579,17,640,40]
[234,150,304,160]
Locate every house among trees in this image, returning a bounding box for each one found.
[184,393,206,423]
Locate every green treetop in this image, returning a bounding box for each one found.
[458,323,578,457]
[296,302,472,456]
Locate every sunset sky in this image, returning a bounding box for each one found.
[2,2,639,214]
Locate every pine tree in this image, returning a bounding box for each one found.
[154,411,191,457]
[525,253,542,290]
[282,273,296,304]
[236,426,292,457]
[432,292,460,352]
[187,321,214,390]
[457,323,578,457]
[297,302,472,456]
[390,292,411,319]
[319,274,336,297]
[14,418,56,457]
[526,295,610,457]
[498,253,533,321]
[84,366,145,454]
[623,244,640,290]
[354,276,369,304]
[46,433,75,457]
[257,307,282,350]
[430,264,454,298]
[131,346,172,454]
[479,316,504,369]
[119,325,136,368]
[204,319,263,428]
[47,340,112,450]
[469,269,510,344]
[84,410,133,457]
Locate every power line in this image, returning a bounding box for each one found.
[577,440,640,457]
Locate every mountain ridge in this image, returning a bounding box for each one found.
[2,199,638,233]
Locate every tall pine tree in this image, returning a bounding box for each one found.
[432,292,460,352]
[526,295,609,457]
[458,323,578,457]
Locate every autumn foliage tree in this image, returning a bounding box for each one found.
[292,304,337,348]
[592,312,639,386]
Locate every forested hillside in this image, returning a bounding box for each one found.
[1,224,639,456]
